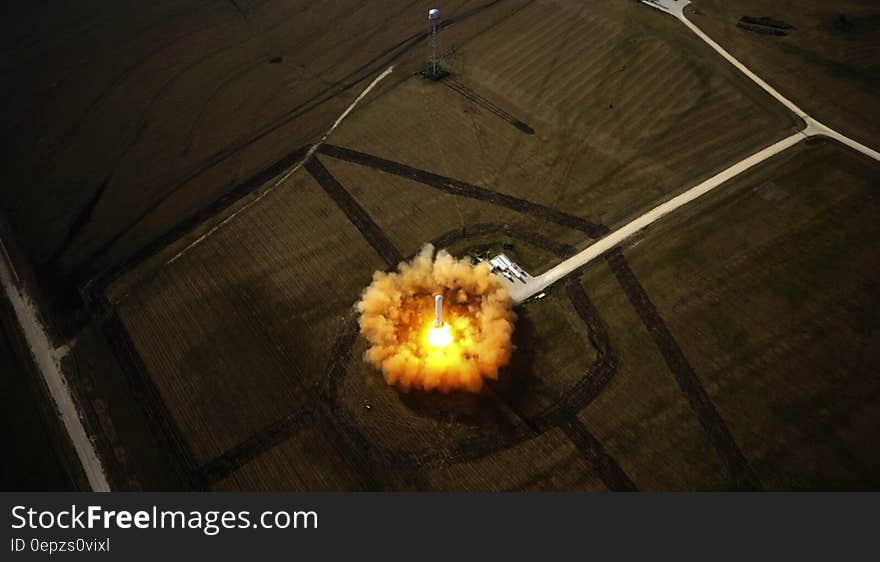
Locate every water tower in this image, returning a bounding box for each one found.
[427,8,442,79]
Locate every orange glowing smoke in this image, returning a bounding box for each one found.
[356,244,516,393]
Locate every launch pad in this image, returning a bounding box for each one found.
[485,253,539,303]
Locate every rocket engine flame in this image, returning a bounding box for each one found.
[427,323,453,348]
[356,244,516,393]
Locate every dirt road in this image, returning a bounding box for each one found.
[0,237,110,491]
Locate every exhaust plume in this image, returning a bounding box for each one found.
[356,244,516,393]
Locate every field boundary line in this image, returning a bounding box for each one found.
[166,66,394,267]
[319,144,607,238]
[559,418,638,491]
[0,236,110,491]
[604,248,761,489]
[305,156,403,266]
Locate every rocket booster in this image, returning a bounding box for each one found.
[433,294,443,328]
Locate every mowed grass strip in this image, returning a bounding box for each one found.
[114,170,386,464]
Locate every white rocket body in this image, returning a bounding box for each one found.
[433,295,443,328]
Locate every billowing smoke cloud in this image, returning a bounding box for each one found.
[356,244,516,393]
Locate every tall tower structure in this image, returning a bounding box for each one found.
[427,8,442,79]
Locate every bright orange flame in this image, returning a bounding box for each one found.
[356,244,516,393]
[426,323,453,348]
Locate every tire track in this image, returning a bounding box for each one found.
[101,310,199,489]
[227,0,249,21]
[305,157,403,267]
[319,144,606,238]
[87,144,309,300]
[48,175,112,265]
[531,278,618,428]
[39,1,230,160]
[559,419,636,491]
[441,78,534,134]
[179,60,267,157]
[604,247,762,490]
[194,409,315,487]
[429,222,577,259]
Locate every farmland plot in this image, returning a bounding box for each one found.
[578,140,880,489]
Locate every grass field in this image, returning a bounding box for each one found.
[113,171,386,465]
[690,0,880,147]
[0,0,524,282]
[579,139,880,489]
[330,0,798,233]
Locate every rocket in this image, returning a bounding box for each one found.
[433,294,444,328]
